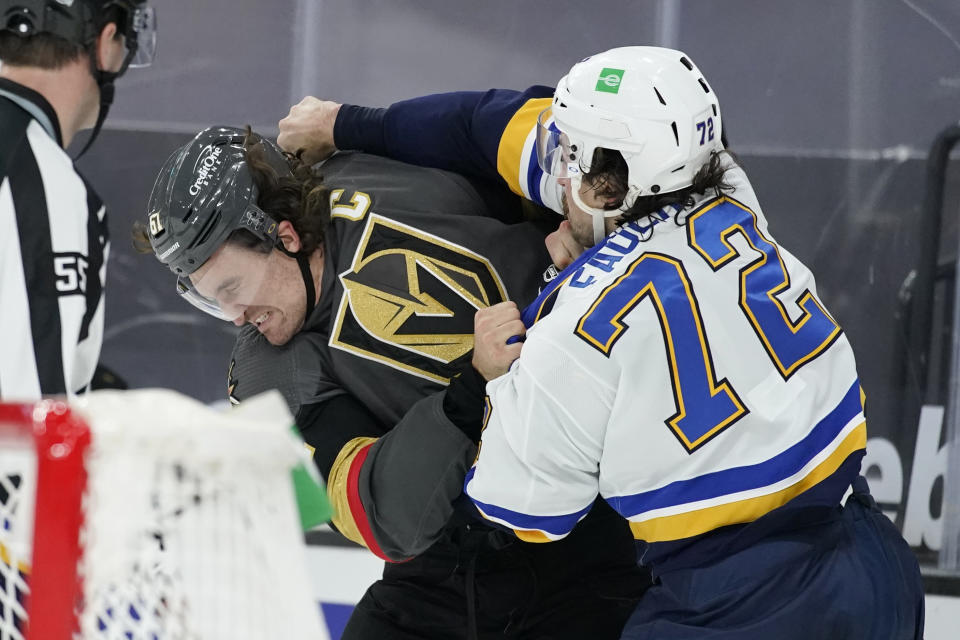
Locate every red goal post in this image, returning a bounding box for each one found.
[0,390,329,640]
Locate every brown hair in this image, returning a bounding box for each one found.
[241,127,330,256]
[0,7,124,70]
[583,148,736,228]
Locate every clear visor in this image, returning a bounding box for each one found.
[175,240,274,322]
[127,6,157,68]
[535,108,584,178]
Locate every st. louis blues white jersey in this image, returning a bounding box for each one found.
[465,159,865,558]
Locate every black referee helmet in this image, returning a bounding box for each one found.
[0,0,156,74]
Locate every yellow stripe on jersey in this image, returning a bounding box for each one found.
[496,98,552,197]
[327,436,379,549]
[629,421,867,542]
[514,529,553,543]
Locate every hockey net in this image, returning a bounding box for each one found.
[0,389,329,640]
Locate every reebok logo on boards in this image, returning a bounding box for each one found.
[596,68,625,93]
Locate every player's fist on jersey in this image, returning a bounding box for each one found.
[545,220,586,270]
[278,97,341,165]
[473,302,525,380]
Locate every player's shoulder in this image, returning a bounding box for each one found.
[320,151,489,218]
[230,324,337,411]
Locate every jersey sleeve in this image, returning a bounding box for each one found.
[230,329,484,562]
[464,331,607,542]
[334,86,560,210]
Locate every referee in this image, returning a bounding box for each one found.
[0,1,155,399]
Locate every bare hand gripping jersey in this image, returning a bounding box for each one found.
[465,160,866,569]
[228,151,557,559]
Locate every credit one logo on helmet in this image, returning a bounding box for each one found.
[596,68,625,93]
[189,145,224,196]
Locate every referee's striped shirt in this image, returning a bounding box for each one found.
[0,78,109,401]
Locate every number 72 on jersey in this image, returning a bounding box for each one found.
[575,198,842,453]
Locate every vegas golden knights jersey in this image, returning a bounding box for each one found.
[230,151,552,422]
[227,151,563,560]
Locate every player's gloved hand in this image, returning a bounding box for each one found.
[545,220,587,270]
[278,97,341,165]
[473,302,525,381]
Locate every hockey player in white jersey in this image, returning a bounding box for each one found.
[0,1,156,399]
[281,47,926,639]
[465,48,925,640]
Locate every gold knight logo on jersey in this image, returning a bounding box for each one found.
[331,215,509,383]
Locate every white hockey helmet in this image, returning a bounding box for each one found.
[536,46,723,241]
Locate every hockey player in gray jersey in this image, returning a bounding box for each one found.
[139,126,647,640]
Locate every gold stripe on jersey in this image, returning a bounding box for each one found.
[628,421,866,542]
[513,529,552,543]
[496,98,551,197]
[327,436,379,549]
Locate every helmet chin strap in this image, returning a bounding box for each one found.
[297,252,317,320]
[591,212,607,246]
[568,176,624,246]
[277,244,317,321]
[73,50,120,159]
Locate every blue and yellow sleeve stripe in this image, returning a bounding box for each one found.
[338,87,556,206]
[464,466,593,543]
[496,97,552,205]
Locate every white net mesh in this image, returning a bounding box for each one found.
[0,390,328,640]
[0,436,35,640]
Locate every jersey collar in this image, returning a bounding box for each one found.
[0,78,64,147]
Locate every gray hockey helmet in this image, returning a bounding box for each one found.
[145,125,292,277]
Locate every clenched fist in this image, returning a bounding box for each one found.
[473,302,526,381]
[278,97,342,165]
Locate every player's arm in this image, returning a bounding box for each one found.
[299,360,489,562]
[279,87,557,207]
[464,328,606,543]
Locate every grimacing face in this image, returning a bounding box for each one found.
[189,242,309,346]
